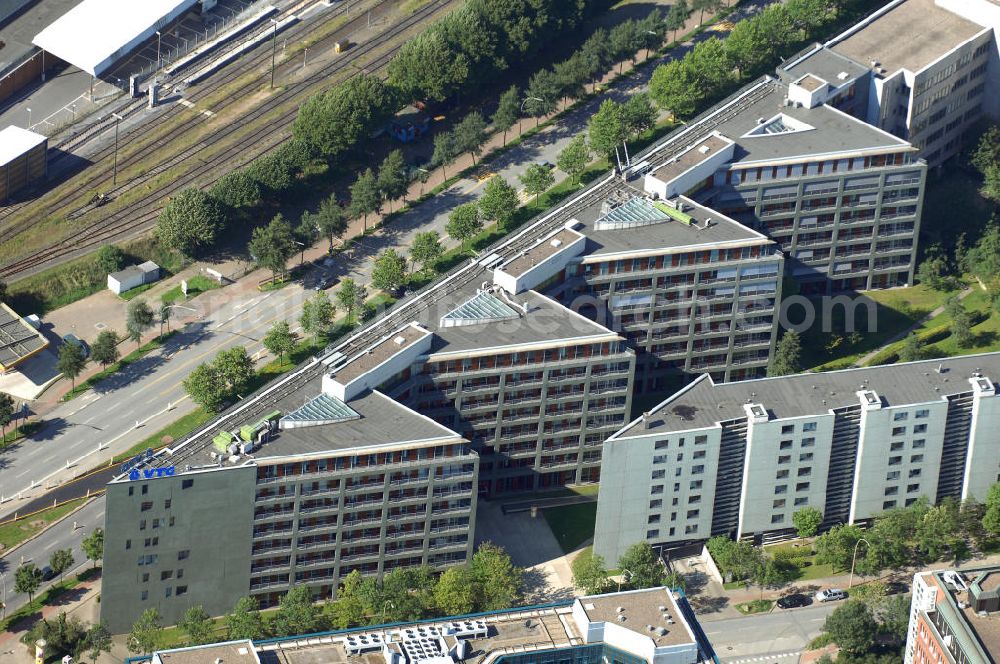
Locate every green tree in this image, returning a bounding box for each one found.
[768,330,801,376]
[578,30,612,89]
[14,563,42,602]
[82,528,104,569]
[691,0,717,24]
[388,30,469,102]
[336,278,367,321]
[588,99,627,160]
[962,225,1000,284]
[246,152,294,192]
[493,84,521,145]
[471,543,522,610]
[293,74,397,157]
[822,601,878,655]
[665,0,689,42]
[916,501,965,562]
[558,135,592,185]
[83,621,113,664]
[350,168,381,230]
[273,585,320,637]
[434,566,478,615]
[179,605,214,646]
[617,542,667,589]
[553,55,588,106]
[479,176,520,230]
[410,231,444,273]
[378,149,409,211]
[58,339,87,390]
[519,164,555,203]
[211,169,262,209]
[792,507,823,538]
[249,213,296,282]
[622,93,657,138]
[814,523,867,572]
[227,596,267,640]
[96,244,125,274]
[183,363,226,413]
[156,188,228,257]
[372,249,408,294]
[22,612,87,658]
[326,570,367,629]
[649,59,701,118]
[524,69,560,125]
[985,482,1000,534]
[308,193,349,252]
[215,347,255,397]
[725,14,771,74]
[447,203,483,250]
[89,330,119,369]
[879,594,912,644]
[899,333,923,363]
[159,301,172,337]
[300,291,336,339]
[263,320,297,366]
[453,111,489,166]
[916,252,953,291]
[126,299,155,348]
[571,549,610,595]
[970,125,1000,174]
[128,608,164,655]
[49,548,75,582]
[432,131,458,179]
[945,297,974,348]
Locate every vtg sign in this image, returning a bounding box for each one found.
[128,466,176,481]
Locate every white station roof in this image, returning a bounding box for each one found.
[32,0,200,76]
[0,126,46,168]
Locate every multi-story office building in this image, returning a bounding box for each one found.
[139,587,716,664]
[905,566,999,664]
[781,0,1000,166]
[593,353,1000,561]
[631,76,924,294]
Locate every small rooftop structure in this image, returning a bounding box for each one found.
[440,290,521,328]
[32,0,201,76]
[279,393,360,429]
[326,323,432,401]
[0,302,49,372]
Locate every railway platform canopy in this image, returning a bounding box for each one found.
[32,0,202,77]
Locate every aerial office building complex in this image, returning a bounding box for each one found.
[905,566,999,664]
[593,354,1000,561]
[140,587,717,664]
[100,4,958,630]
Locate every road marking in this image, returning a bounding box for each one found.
[723,651,801,664]
[464,173,495,194]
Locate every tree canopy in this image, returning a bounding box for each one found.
[156,188,228,257]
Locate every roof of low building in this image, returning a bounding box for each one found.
[0,125,46,168]
[156,640,260,664]
[615,352,1000,437]
[781,45,870,86]
[0,302,48,370]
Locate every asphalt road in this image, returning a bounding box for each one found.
[701,603,837,662]
[0,498,105,618]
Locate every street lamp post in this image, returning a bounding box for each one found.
[25,107,31,129]
[269,19,279,89]
[1,571,6,620]
[294,240,305,264]
[382,600,394,623]
[848,537,872,589]
[156,31,162,69]
[111,112,123,185]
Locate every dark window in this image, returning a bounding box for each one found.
[178,550,190,561]
[164,499,171,509]
[182,479,194,489]
[140,502,153,512]
[176,585,188,596]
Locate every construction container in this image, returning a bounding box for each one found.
[0,126,47,203]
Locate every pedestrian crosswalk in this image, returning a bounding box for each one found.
[722,650,801,664]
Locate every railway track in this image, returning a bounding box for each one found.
[0,0,446,279]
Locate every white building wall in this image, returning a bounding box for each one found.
[737,413,835,537]
[593,426,721,562]
[964,384,1000,501]
[850,399,948,522]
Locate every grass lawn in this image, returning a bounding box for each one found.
[0,497,88,551]
[161,275,221,305]
[543,502,598,554]
[798,283,952,371]
[735,599,773,614]
[119,282,156,301]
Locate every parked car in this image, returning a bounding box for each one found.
[40,566,55,581]
[776,593,812,609]
[63,333,89,358]
[815,588,848,602]
[314,276,331,290]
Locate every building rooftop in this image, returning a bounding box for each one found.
[573,186,771,260]
[0,302,48,370]
[331,324,431,384]
[155,641,260,664]
[830,0,985,74]
[780,44,870,87]
[144,588,708,664]
[501,227,585,278]
[924,567,1000,663]
[0,125,45,168]
[614,352,1000,436]
[580,587,694,648]
[649,134,732,184]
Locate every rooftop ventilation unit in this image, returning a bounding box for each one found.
[837,71,849,80]
[551,238,562,248]
[698,144,711,154]
[394,336,406,345]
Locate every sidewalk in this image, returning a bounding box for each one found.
[0,575,102,659]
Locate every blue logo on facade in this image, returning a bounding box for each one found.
[127,466,176,481]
